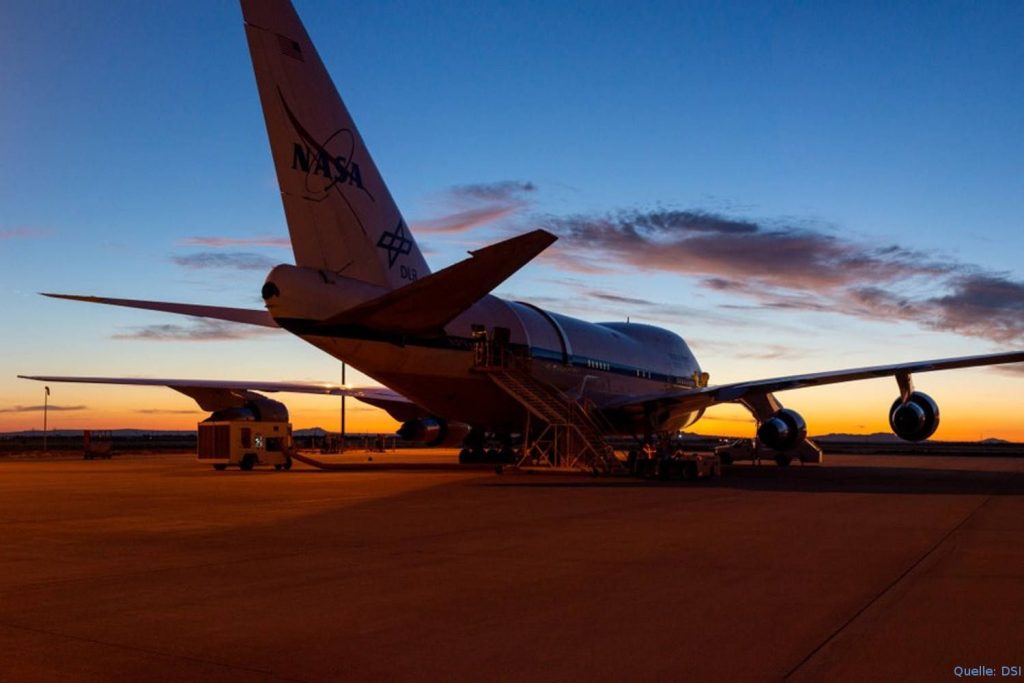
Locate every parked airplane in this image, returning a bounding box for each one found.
[21,0,1024,465]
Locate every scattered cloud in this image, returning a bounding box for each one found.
[1,227,51,240]
[412,180,535,234]
[540,207,1024,344]
[449,181,536,202]
[545,209,947,288]
[0,404,86,413]
[180,236,291,248]
[412,205,522,234]
[113,318,279,342]
[587,291,656,306]
[172,252,278,271]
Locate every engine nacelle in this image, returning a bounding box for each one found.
[396,418,471,447]
[757,408,807,451]
[889,391,940,442]
[205,396,289,423]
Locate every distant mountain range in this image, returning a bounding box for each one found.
[2,428,1015,445]
[1,427,375,438]
[673,431,1015,445]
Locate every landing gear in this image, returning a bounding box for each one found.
[774,454,792,467]
[458,429,517,464]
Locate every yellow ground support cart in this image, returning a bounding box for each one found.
[197,421,292,471]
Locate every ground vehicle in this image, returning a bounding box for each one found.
[82,430,113,460]
[628,446,721,479]
[714,438,822,467]
[197,421,292,471]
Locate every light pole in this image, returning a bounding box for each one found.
[340,362,346,451]
[43,385,50,455]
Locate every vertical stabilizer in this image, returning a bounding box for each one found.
[241,0,430,289]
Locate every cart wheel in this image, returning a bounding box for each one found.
[239,454,256,471]
[213,464,227,471]
[283,456,292,471]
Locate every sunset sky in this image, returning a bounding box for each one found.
[3,1,1023,440]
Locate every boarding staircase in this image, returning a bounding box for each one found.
[474,358,623,474]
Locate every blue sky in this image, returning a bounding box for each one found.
[3,1,1023,437]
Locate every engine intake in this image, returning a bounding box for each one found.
[889,391,940,442]
[757,408,807,451]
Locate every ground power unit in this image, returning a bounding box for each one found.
[197,421,292,471]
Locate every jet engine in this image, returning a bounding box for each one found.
[757,408,807,451]
[889,391,940,442]
[396,418,472,447]
[205,395,288,423]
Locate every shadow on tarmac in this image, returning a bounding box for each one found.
[483,462,1024,496]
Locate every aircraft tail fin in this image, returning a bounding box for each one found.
[318,229,557,335]
[241,0,429,289]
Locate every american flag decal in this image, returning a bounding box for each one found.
[277,34,303,61]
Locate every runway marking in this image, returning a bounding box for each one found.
[0,620,308,682]
[783,495,992,680]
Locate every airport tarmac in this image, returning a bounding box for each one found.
[1,451,1022,681]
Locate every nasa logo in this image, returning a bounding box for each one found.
[278,90,374,202]
[291,142,365,190]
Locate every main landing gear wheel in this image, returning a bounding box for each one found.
[774,454,792,467]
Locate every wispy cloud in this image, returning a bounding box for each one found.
[172,252,278,271]
[113,319,279,342]
[180,236,290,248]
[541,208,1024,344]
[449,181,536,202]
[546,209,947,288]
[1,227,51,240]
[500,280,755,329]
[412,181,536,234]
[135,409,201,414]
[0,404,86,413]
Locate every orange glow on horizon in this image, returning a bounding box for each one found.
[5,370,1024,442]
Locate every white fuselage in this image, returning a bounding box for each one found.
[264,264,705,434]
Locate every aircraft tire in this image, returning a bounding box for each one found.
[774,454,792,467]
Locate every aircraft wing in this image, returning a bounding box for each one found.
[608,350,1024,413]
[41,294,278,328]
[17,375,420,421]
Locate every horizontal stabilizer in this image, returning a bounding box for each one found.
[318,229,557,335]
[42,294,278,328]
